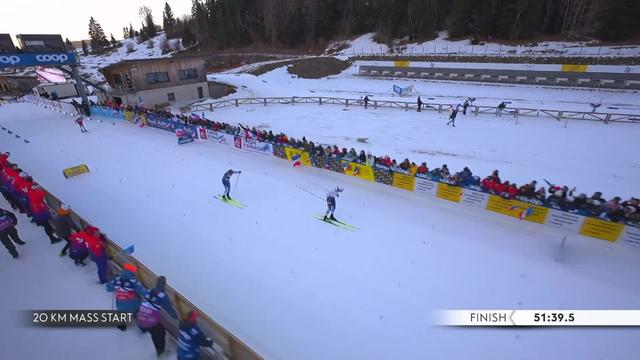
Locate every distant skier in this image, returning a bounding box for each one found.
[417,96,423,112]
[496,101,509,117]
[221,169,241,200]
[75,116,88,133]
[462,99,471,115]
[447,107,459,127]
[590,102,601,113]
[324,186,344,221]
[363,95,370,109]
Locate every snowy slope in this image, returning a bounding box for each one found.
[2,102,640,360]
[77,33,182,85]
[328,32,640,57]
[0,197,161,360]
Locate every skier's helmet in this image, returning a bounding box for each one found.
[336,186,344,192]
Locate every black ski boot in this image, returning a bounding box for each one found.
[330,215,337,221]
[323,215,328,221]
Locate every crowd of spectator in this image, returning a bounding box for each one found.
[95,101,639,226]
[1,150,215,359]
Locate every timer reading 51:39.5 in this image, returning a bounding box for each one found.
[534,312,575,323]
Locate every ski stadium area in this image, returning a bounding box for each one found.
[2,63,640,359]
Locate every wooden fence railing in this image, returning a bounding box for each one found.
[189,96,640,125]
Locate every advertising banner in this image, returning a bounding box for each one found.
[285,147,312,166]
[414,176,438,197]
[460,188,489,208]
[392,172,415,191]
[486,195,549,224]
[234,137,274,156]
[0,52,77,68]
[621,226,640,247]
[436,183,463,203]
[341,161,375,182]
[578,217,624,242]
[145,114,175,132]
[198,128,234,146]
[545,209,585,233]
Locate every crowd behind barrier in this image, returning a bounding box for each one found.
[85,100,640,244]
[0,152,261,360]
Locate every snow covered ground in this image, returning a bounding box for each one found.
[328,32,640,57]
[2,102,640,360]
[0,197,161,360]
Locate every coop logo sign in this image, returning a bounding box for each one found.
[0,55,20,65]
[35,54,69,63]
[0,52,77,68]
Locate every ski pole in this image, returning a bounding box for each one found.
[296,185,323,200]
[233,172,241,192]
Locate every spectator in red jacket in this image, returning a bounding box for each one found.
[417,162,429,174]
[27,183,60,244]
[84,225,109,284]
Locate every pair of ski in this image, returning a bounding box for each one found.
[214,196,358,232]
[314,214,358,232]
[214,195,246,209]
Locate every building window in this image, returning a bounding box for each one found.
[167,92,176,101]
[146,72,170,84]
[178,69,198,80]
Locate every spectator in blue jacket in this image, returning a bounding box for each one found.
[136,275,178,357]
[178,310,213,360]
[106,263,143,331]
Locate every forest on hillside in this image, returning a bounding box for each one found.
[125,0,640,50]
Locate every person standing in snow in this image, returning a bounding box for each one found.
[0,207,25,258]
[417,96,423,112]
[221,169,241,200]
[27,182,60,244]
[106,263,143,331]
[496,101,509,117]
[447,107,459,127]
[462,99,470,115]
[84,225,109,284]
[75,116,88,133]
[177,310,213,360]
[136,275,178,357]
[55,203,81,257]
[324,186,344,221]
[363,95,370,109]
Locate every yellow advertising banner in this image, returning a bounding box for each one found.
[284,147,311,166]
[341,161,375,182]
[63,164,90,179]
[485,195,549,224]
[392,172,415,191]
[561,64,588,72]
[394,60,411,68]
[436,183,463,203]
[579,217,624,242]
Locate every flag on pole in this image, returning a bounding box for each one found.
[122,245,135,254]
[292,154,301,167]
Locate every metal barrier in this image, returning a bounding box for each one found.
[190,96,640,124]
[41,191,263,360]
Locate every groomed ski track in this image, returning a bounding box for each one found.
[2,102,640,360]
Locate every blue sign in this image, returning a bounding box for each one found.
[0,52,78,68]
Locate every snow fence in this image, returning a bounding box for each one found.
[88,104,640,247]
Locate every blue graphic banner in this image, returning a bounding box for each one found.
[0,52,78,68]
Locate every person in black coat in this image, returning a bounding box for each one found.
[417,96,423,112]
[0,208,25,258]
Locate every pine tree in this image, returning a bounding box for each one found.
[65,38,73,50]
[139,6,157,38]
[81,40,89,55]
[129,23,135,38]
[110,33,118,47]
[88,16,109,50]
[181,24,196,47]
[163,2,177,35]
[595,0,640,41]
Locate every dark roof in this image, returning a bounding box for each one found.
[100,57,205,72]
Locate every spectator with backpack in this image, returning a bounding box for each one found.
[136,275,178,357]
[0,207,25,258]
